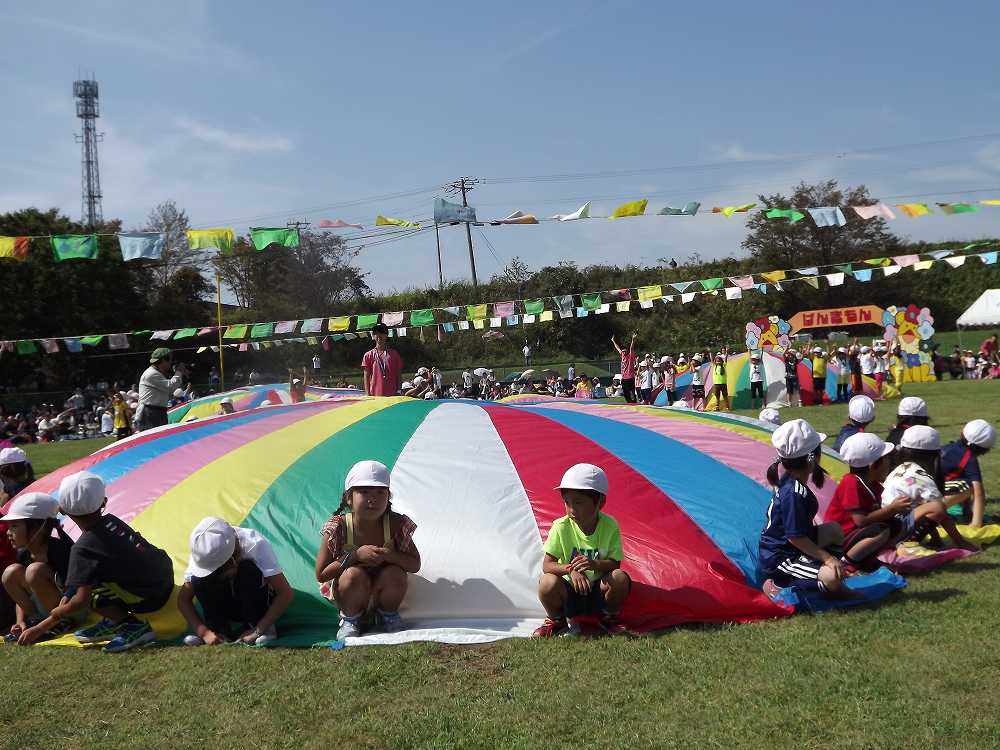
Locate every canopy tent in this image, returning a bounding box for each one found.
[13,397,869,648]
[956,289,1000,327]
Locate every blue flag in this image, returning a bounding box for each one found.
[434,197,476,223]
[117,232,164,261]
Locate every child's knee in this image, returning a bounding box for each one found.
[338,567,371,594]
[24,562,52,586]
[601,569,630,596]
[818,568,842,591]
[818,522,844,547]
[378,565,407,590]
[1,563,25,587]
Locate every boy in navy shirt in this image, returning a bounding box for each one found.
[941,419,996,527]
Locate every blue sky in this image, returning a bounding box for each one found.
[3,1,1000,293]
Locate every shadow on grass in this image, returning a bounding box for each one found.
[894,587,966,604]
[941,561,1000,574]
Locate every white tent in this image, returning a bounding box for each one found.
[957,289,1000,327]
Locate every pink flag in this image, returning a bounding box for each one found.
[607,288,631,300]
[493,301,515,317]
[322,336,331,351]
[150,330,174,340]
[729,275,755,290]
[891,254,920,267]
[197,327,215,336]
[275,320,298,334]
[40,338,60,353]
[382,311,404,326]
[108,334,129,350]
[852,203,896,221]
[318,219,363,229]
[239,343,248,352]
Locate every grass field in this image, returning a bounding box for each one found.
[3,381,999,749]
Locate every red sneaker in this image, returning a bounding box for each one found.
[532,618,568,638]
[600,614,629,636]
[762,579,782,599]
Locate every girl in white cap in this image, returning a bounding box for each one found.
[940,419,997,527]
[2,492,77,643]
[810,347,829,405]
[885,396,929,447]
[0,446,35,499]
[689,355,706,411]
[534,463,629,637]
[833,395,876,452]
[835,347,850,403]
[748,354,765,410]
[315,461,420,640]
[177,517,293,646]
[759,419,848,598]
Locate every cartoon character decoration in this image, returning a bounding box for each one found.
[882,304,936,383]
[745,315,792,352]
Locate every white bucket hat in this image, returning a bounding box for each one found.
[897,396,928,418]
[188,517,237,578]
[1,492,59,521]
[0,447,28,465]
[839,433,894,468]
[848,395,876,424]
[772,419,827,459]
[963,419,997,450]
[58,471,106,516]
[555,463,609,496]
[900,425,940,451]
[344,460,391,491]
[758,408,781,426]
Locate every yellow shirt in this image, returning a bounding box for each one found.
[812,355,827,377]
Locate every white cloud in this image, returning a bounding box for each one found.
[174,117,294,154]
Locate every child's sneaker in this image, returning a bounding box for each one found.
[253,625,277,646]
[531,617,568,637]
[599,613,629,636]
[560,619,583,638]
[74,618,124,643]
[377,611,404,633]
[762,579,782,600]
[102,620,155,653]
[337,616,362,640]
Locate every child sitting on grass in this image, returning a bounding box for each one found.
[2,493,76,643]
[940,419,996,528]
[833,395,876,452]
[534,463,631,637]
[315,461,420,640]
[177,517,294,646]
[16,471,174,652]
[759,419,849,598]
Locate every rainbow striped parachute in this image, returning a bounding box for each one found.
[28,398,854,646]
[168,384,361,423]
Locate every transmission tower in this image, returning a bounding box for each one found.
[73,79,104,227]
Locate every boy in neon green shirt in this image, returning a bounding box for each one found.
[533,463,631,637]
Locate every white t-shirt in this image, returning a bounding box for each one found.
[522,345,531,357]
[691,366,704,387]
[101,413,114,433]
[183,527,282,583]
[312,356,321,369]
[749,363,764,383]
[462,371,473,387]
[860,353,876,375]
[567,367,576,381]
[639,368,653,389]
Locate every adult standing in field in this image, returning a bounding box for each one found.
[523,341,532,367]
[137,348,188,432]
[981,334,998,360]
[312,353,322,378]
[612,333,638,403]
[362,323,403,397]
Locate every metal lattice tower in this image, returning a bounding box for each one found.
[73,79,104,227]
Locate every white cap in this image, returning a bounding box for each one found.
[400,381,413,390]
[292,378,302,385]
[2,492,59,521]
[898,396,928,418]
[860,346,871,353]
[772,419,827,459]
[58,471,106,515]
[813,347,823,354]
[963,419,997,449]
[344,460,390,491]
[672,400,690,409]
[412,376,426,385]
[417,367,430,376]
[677,357,687,364]
[900,425,941,451]
[555,463,609,496]
[188,517,237,578]
[660,356,670,364]
[220,397,233,405]
[758,408,781,426]
[839,433,894,468]
[837,347,847,354]
[692,354,703,362]
[173,388,185,398]
[259,400,273,406]
[848,395,876,424]
[0,447,28,465]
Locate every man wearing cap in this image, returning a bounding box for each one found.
[137,348,188,432]
[833,395,876,452]
[941,419,997,527]
[362,323,403,397]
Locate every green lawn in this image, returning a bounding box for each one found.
[3,382,999,749]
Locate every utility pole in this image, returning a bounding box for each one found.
[434,222,444,289]
[286,219,311,264]
[444,176,479,288]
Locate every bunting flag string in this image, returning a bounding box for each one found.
[4,246,998,356]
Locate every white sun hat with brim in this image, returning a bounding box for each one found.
[839,433,894,468]
[187,516,238,578]
[771,419,827,459]
[900,425,940,451]
[58,471,106,516]
[555,463,609,496]
[1,492,59,521]
[344,460,390,491]
[962,419,997,450]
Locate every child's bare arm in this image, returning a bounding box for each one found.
[542,552,570,577]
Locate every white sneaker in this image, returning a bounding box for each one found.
[254,625,277,646]
[337,617,362,640]
[183,634,205,646]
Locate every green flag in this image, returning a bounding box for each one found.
[51,234,98,261]
[765,208,805,223]
[250,227,300,250]
[523,299,545,315]
[701,277,724,290]
[581,292,602,311]
[251,322,274,339]
[937,203,978,215]
[466,304,487,320]
[80,335,104,346]
[16,340,37,355]
[356,314,380,330]
[835,264,853,273]
[223,325,249,340]
[410,309,435,326]
[174,328,198,339]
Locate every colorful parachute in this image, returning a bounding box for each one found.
[26,398,853,647]
[168,383,360,423]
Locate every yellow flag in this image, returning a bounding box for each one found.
[376,215,421,228]
[713,203,756,217]
[473,319,485,330]
[540,311,554,322]
[328,316,351,332]
[761,270,786,283]
[979,199,1000,206]
[801,276,820,289]
[609,199,648,219]
[895,203,931,218]
[637,285,662,302]
[187,228,234,253]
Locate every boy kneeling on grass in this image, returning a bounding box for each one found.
[18,471,174,653]
[534,463,630,637]
[177,517,293,646]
